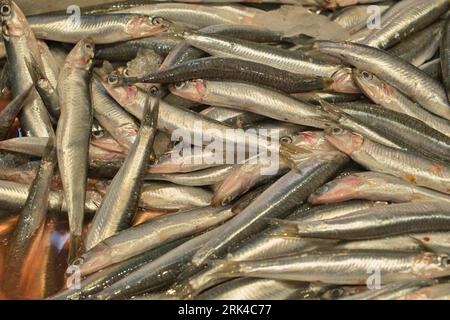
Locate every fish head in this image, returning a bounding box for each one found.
[103,76,139,108]
[169,79,206,102]
[353,69,397,104]
[127,15,170,39]
[0,1,28,40]
[308,174,362,204]
[73,243,112,276]
[65,38,95,70]
[291,131,333,152]
[331,68,360,94]
[212,171,251,207]
[324,127,363,155]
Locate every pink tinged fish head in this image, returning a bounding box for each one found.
[0,1,27,38]
[291,131,333,151]
[324,127,363,156]
[211,173,251,208]
[331,68,360,94]
[147,152,182,173]
[353,69,396,103]
[65,38,95,70]
[308,174,363,204]
[412,253,450,279]
[126,16,169,39]
[169,79,206,103]
[74,242,112,276]
[104,76,138,108]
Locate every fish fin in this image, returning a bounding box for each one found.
[317,99,344,121]
[280,141,315,155]
[208,259,241,277]
[266,218,300,238]
[407,235,437,254]
[279,144,315,171]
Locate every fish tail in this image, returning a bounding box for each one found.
[266,218,300,238]
[318,99,344,121]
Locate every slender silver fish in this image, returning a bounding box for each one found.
[272,201,450,240]
[353,69,450,136]
[2,137,56,294]
[210,250,450,285]
[314,41,450,120]
[85,88,160,251]
[324,128,450,194]
[28,14,170,44]
[0,0,53,137]
[309,171,450,204]
[56,38,94,261]
[191,152,349,267]
[77,206,235,275]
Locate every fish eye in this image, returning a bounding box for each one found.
[92,130,104,138]
[361,71,372,80]
[222,195,233,206]
[0,5,11,17]
[107,75,119,85]
[174,81,186,89]
[280,136,293,144]
[149,86,159,96]
[319,184,329,193]
[70,258,84,267]
[330,288,344,299]
[123,68,130,77]
[332,127,343,135]
[151,17,164,26]
[85,43,93,51]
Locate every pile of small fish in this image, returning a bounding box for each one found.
[0,0,450,300]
